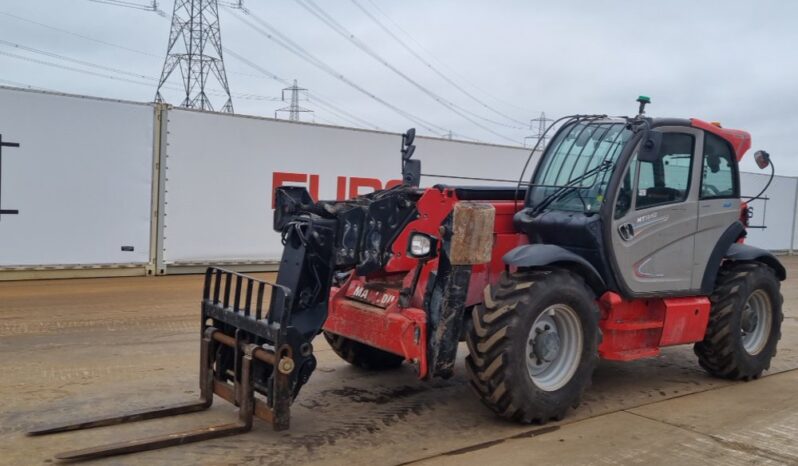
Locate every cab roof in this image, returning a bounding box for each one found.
[567,116,752,161]
[648,117,751,160]
[690,118,751,161]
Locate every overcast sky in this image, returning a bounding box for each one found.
[1,0,796,174]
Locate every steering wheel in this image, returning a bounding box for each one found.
[704,184,721,195]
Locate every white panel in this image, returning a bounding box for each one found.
[163,110,534,263]
[740,171,797,251]
[793,182,798,252]
[162,109,798,264]
[0,88,154,266]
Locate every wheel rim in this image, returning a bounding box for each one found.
[526,304,583,391]
[741,289,773,355]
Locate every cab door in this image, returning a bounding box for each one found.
[691,132,742,289]
[610,128,703,295]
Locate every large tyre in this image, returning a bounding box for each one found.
[465,269,600,423]
[323,331,404,370]
[695,262,783,380]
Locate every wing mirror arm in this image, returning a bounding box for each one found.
[401,128,420,187]
[749,150,774,203]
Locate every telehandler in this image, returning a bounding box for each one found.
[30,97,784,461]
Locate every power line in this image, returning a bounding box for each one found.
[0,9,280,85]
[0,10,160,58]
[0,40,278,101]
[350,0,529,129]
[87,0,167,16]
[1,7,377,128]
[361,0,535,116]
[89,0,154,10]
[5,5,464,137]
[231,7,451,136]
[0,38,155,81]
[2,4,445,133]
[0,41,466,139]
[227,7,455,137]
[293,0,518,143]
[0,49,162,88]
[300,0,504,135]
[223,47,383,130]
[155,0,234,112]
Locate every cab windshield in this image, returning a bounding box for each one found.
[529,121,632,213]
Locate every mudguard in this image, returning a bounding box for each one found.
[700,221,746,294]
[725,242,786,281]
[503,244,606,294]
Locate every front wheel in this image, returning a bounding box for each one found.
[695,262,783,380]
[465,269,599,423]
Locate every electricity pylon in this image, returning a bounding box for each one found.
[155,0,234,112]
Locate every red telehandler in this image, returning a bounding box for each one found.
[30,97,784,461]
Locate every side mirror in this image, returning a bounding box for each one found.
[638,130,662,163]
[401,127,420,186]
[754,150,770,169]
[404,128,416,147]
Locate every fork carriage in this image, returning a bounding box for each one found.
[28,268,313,461]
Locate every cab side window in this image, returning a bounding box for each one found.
[636,133,694,209]
[701,132,738,199]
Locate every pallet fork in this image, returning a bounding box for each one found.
[28,262,331,461]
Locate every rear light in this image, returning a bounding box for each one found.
[740,203,752,228]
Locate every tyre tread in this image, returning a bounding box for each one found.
[465,269,599,424]
[694,262,782,380]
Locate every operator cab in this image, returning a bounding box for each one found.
[515,101,753,298]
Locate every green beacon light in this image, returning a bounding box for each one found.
[636,95,651,115]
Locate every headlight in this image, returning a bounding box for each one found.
[407,232,437,259]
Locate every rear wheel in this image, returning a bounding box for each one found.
[695,262,783,380]
[465,269,599,423]
[323,331,405,370]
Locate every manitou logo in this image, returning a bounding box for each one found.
[352,286,369,300]
[377,293,396,307]
[272,171,402,206]
[351,285,396,307]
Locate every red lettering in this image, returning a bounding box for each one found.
[336,176,347,201]
[272,173,407,207]
[308,174,319,200]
